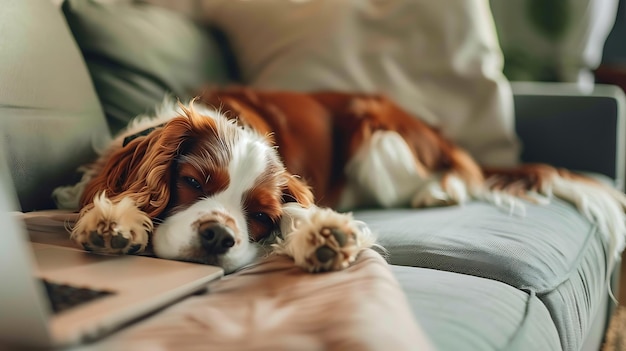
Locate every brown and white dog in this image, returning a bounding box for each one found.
[54,88,626,274]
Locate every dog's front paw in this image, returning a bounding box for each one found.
[306,225,360,272]
[72,193,153,254]
[276,206,375,272]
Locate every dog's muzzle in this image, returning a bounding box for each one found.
[198,221,236,255]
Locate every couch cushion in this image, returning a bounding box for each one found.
[0,0,109,211]
[355,200,608,351]
[62,0,232,135]
[392,265,561,351]
[187,0,520,167]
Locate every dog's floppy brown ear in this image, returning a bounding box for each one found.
[80,116,194,218]
[281,173,314,207]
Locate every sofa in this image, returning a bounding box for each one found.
[2,0,625,350]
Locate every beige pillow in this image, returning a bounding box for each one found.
[188,0,521,167]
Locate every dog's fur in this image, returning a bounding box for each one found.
[54,88,626,275]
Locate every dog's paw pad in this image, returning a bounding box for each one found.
[324,227,348,246]
[277,206,375,273]
[89,231,105,247]
[110,235,130,249]
[72,195,153,255]
[302,224,361,272]
[77,221,145,255]
[127,244,142,255]
[315,245,337,263]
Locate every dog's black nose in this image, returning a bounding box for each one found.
[198,222,235,255]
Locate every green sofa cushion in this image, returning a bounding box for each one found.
[62,0,231,134]
[392,265,561,351]
[356,200,608,351]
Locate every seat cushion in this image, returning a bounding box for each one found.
[356,200,609,351]
[391,265,561,351]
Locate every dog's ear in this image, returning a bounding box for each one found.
[80,116,193,218]
[281,173,314,207]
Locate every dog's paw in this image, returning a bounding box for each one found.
[411,176,468,208]
[275,206,375,272]
[71,193,153,254]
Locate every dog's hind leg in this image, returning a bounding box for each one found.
[337,128,488,210]
[330,94,488,211]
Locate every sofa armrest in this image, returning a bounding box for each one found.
[1,0,110,212]
[512,82,626,190]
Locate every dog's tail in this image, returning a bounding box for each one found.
[482,164,626,301]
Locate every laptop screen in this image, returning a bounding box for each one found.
[0,152,54,347]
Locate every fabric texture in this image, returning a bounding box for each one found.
[65,250,434,351]
[355,200,609,351]
[62,0,231,134]
[191,0,520,167]
[392,265,562,351]
[0,0,109,211]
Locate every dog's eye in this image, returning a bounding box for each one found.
[183,176,202,191]
[251,212,273,225]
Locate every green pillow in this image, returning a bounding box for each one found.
[62,0,231,134]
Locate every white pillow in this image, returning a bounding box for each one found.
[192,0,521,167]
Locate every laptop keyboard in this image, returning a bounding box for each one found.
[40,279,115,314]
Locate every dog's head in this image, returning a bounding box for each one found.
[81,101,313,272]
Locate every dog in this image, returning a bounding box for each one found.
[54,88,626,274]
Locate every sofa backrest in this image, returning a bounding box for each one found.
[61,0,233,136]
[0,0,110,211]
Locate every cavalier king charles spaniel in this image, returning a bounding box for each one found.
[54,88,626,274]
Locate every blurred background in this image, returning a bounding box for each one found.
[75,0,626,94]
[596,0,626,94]
[490,0,625,92]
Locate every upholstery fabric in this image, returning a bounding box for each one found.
[392,265,562,351]
[355,200,609,350]
[0,0,109,211]
[191,0,520,167]
[65,250,435,351]
[62,0,231,134]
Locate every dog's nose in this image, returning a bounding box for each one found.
[198,222,236,255]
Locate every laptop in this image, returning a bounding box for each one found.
[0,168,223,348]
